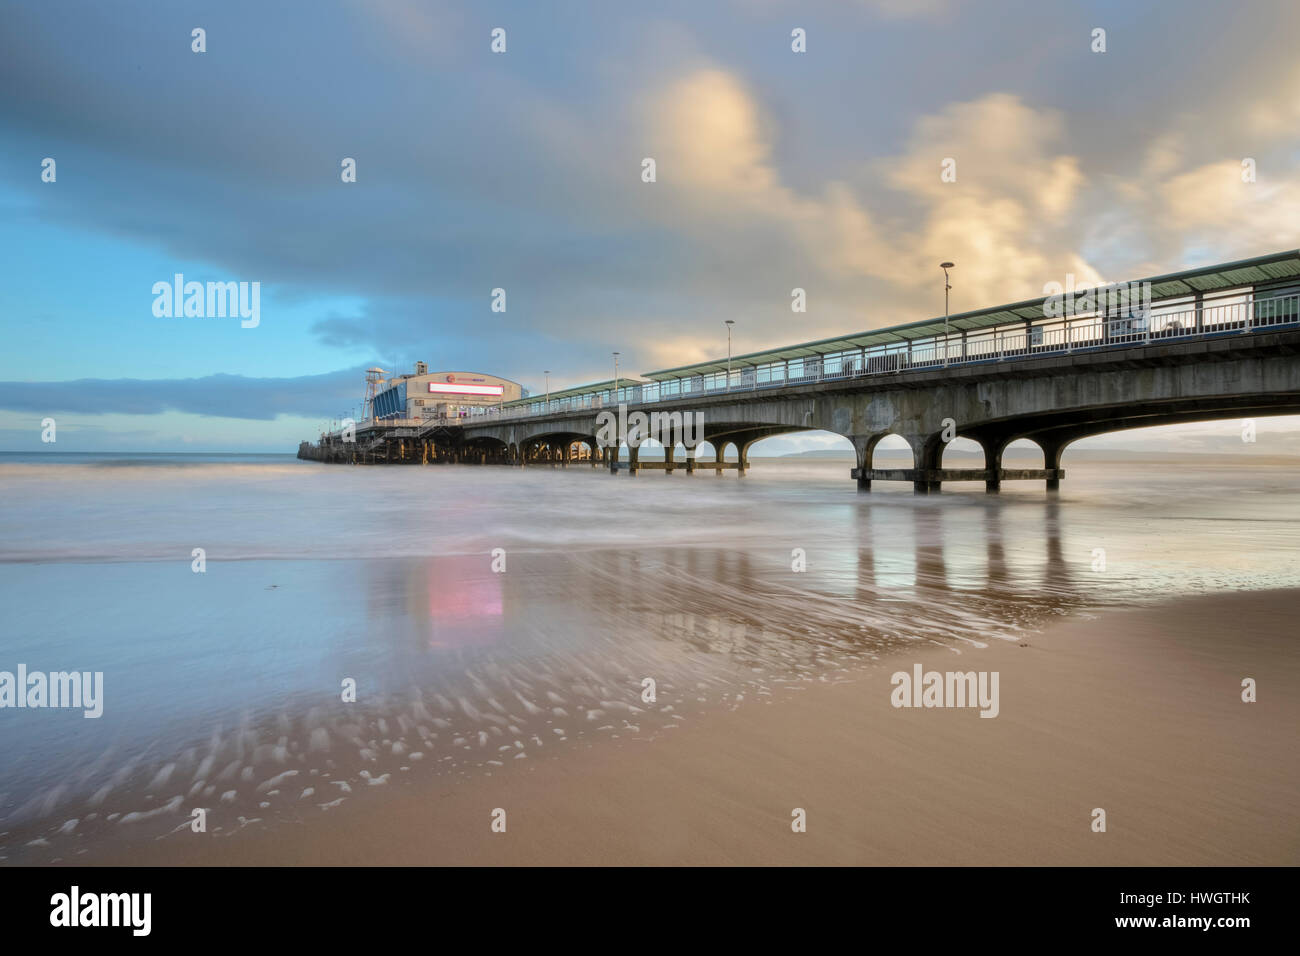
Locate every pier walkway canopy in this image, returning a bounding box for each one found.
[497,378,650,415]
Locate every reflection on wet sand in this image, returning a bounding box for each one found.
[1043,497,1071,590]
[4,520,1095,863]
[852,498,1080,638]
[913,505,948,594]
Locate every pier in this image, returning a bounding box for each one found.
[300,250,1300,492]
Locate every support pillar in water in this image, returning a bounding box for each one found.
[1041,439,1065,492]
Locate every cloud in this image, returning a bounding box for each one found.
[651,69,782,198]
[3,0,1300,404]
[0,370,365,421]
[343,0,465,62]
[857,0,954,17]
[1157,160,1300,250]
[735,0,954,19]
[633,70,1094,323]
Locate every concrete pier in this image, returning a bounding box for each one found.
[300,254,1300,494]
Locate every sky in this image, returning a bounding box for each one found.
[2,0,1299,454]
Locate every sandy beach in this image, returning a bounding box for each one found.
[83,587,1299,867]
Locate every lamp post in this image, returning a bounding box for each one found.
[940,262,954,367]
[544,370,550,411]
[724,319,735,391]
[613,352,620,400]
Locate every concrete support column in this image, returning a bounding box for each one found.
[664,444,675,475]
[608,444,620,474]
[628,445,640,476]
[852,435,873,492]
[910,434,942,495]
[1040,439,1066,492]
[981,437,1007,494]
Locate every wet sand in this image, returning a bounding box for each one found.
[87,588,1299,866]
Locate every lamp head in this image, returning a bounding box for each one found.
[940,261,954,270]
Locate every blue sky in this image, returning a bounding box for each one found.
[2,0,1299,452]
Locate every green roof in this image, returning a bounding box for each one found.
[502,377,647,408]
[639,249,1300,381]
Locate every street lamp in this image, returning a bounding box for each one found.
[940,262,955,367]
[613,352,620,400]
[724,319,735,391]
[544,370,550,410]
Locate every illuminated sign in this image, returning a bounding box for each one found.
[428,382,504,397]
